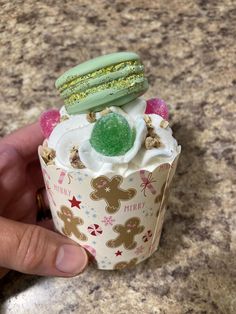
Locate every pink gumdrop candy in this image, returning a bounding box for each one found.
[39,109,60,138]
[145,98,169,120]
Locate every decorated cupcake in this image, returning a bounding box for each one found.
[38,52,181,270]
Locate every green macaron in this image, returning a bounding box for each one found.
[55,52,149,114]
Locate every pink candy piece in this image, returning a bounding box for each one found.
[39,109,60,138]
[145,98,169,120]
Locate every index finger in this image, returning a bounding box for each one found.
[1,122,44,162]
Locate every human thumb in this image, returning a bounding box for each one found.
[0,217,88,277]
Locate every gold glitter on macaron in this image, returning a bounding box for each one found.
[59,60,142,92]
[64,74,145,106]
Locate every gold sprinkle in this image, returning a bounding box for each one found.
[145,136,161,150]
[60,115,69,122]
[69,146,85,169]
[144,120,163,149]
[144,115,153,128]
[100,107,112,116]
[160,120,169,128]
[41,147,56,165]
[86,112,97,123]
[147,127,156,137]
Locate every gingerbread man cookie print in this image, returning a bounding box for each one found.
[90,175,136,214]
[114,258,138,270]
[107,217,144,250]
[57,206,87,241]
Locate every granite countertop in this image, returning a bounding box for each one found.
[0,1,236,313]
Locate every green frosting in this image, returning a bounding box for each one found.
[55,52,149,114]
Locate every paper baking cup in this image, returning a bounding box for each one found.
[38,147,180,270]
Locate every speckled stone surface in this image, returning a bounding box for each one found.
[0,0,236,313]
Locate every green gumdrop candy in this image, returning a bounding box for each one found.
[90,112,135,156]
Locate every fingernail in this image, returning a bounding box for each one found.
[56,244,88,274]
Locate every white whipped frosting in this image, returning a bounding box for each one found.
[48,97,180,176]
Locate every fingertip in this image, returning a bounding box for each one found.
[55,244,88,276]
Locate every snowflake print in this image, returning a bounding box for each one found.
[81,205,85,209]
[77,173,87,182]
[135,245,144,255]
[77,176,83,182]
[77,172,89,182]
[142,207,154,217]
[84,207,97,218]
[100,256,111,267]
[101,216,115,226]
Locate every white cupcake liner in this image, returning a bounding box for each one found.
[38,147,180,270]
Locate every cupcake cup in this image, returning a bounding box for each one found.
[38,146,180,270]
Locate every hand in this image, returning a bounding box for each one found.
[0,122,88,278]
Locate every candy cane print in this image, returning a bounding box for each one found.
[58,170,66,184]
